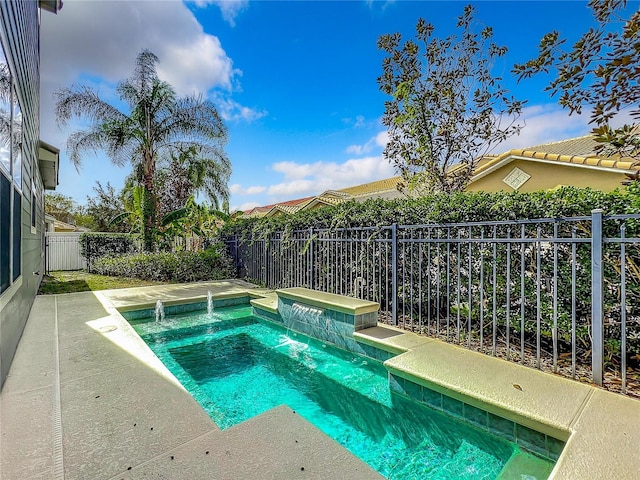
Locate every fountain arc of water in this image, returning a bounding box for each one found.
[155,300,165,323]
[207,291,214,315]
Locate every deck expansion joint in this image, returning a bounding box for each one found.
[53,296,65,480]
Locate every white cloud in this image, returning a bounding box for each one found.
[489,104,590,153]
[230,184,267,195]
[192,0,249,27]
[346,130,389,155]
[216,98,268,123]
[272,161,316,180]
[157,35,239,95]
[346,145,365,155]
[267,179,318,197]
[213,0,249,27]
[342,114,367,128]
[233,201,261,212]
[39,0,259,147]
[266,155,395,200]
[41,2,239,93]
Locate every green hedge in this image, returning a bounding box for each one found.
[92,243,235,283]
[80,233,137,270]
[223,185,639,238]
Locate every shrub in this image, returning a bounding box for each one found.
[92,242,235,283]
[223,186,639,239]
[80,233,137,271]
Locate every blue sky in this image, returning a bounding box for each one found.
[39,1,635,212]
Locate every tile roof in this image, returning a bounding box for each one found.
[472,134,640,180]
[523,134,600,157]
[338,176,403,197]
[245,178,403,216]
[244,196,314,217]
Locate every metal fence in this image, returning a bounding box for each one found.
[225,210,640,393]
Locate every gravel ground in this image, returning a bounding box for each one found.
[378,311,640,400]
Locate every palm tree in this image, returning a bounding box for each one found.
[55,50,231,251]
[156,145,231,218]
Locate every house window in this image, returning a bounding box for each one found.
[0,41,23,294]
[12,92,22,189]
[0,54,10,174]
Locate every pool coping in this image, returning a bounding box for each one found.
[109,284,640,480]
[276,287,379,316]
[5,281,636,480]
[353,325,640,480]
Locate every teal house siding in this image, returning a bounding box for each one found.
[0,1,60,389]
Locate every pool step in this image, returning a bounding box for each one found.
[497,450,554,480]
[250,295,278,313]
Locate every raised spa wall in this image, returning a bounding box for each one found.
[252,288,409,363]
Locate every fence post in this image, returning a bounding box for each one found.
[391,223,398,326]
[308,227,314,290]
[233,236,239,277]
[591,209,604,386]
[44,233,49,274]
[263,237,268,287]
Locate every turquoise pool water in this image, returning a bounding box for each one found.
[129,305,551,479]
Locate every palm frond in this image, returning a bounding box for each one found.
[108,211,129,227]
[55,85,126,126]
[161,207,189,226]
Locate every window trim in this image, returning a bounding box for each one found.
[31,179,37,234]
[0,276,22,309]
[0,170,10,295]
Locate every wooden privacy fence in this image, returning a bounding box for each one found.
[45,232,87,271]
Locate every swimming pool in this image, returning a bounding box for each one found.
[127,304,554,479]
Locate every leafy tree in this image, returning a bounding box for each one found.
[85,181,130,233]
[513,0,640,163]
[155,145,231,219]
[377,4,525,193]
[44,192,77,222]
[110,183,147,237]
[55,49,231,251]
[44,192,94,229]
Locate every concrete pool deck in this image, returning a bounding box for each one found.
[1,280,639,479]
[0,280,382,480]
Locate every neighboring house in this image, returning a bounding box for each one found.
[298,176,404,215]
[0,1,62,388]
[244,196,315,218]
[54,220,84,233]
[243,177,405,218]
[247,134,638,218]
[44,213,90,233]
[466,135,640,193]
